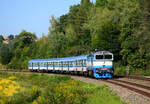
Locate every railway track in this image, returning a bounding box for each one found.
[101,75,150,99]
[1,70,150,99]
[125,76,150,82]
[100,79,150,99]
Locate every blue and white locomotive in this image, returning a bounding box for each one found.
[29,51,114,78]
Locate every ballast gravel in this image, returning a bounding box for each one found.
[71,76,150,104]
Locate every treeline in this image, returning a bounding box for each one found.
[0,0,150,73]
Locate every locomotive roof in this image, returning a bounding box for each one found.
[93,51,113,55]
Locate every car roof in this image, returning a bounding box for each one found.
[29,55,88,63]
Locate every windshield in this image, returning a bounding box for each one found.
[104,55,112,59]
[96,55,103,59]
[96,55,112,60]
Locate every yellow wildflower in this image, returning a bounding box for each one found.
[0,77,21,97]
[8,76,17,80]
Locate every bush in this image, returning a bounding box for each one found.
[114,62,127,75]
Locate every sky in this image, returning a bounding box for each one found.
[0,0,95,37]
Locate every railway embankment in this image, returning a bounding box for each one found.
[0,71,126,104]
[0,70,150,104]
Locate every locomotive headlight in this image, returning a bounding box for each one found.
[96,68,113,73]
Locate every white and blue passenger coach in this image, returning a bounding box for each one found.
[29,51,114,78]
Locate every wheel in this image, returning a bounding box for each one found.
[88,70,94,78]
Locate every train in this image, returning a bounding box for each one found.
[28,50,114,78]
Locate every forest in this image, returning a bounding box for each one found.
[0,0,150,75]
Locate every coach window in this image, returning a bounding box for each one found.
[78,60,80,66]
[33,63,35,67]
[76,60,78,66]
[29,63,31,67]
[32,63,34,67]
[81,60,83,66]
[77,60,79,66]
[67,61,69,66]
[35,63,37,67]
[66,61,67,66]
[75,61,77,66]
[69,61,71,66]
[34,63,36,67]
[55,62,57,66]
[65,62,67,66]
[61,62,63,66]
[72,61,74,66]
[80,60,82,66]
[64,61,66,66]
[68,61,69,66]
[78,61,80,66]
[48,62,50,66]
[84,60,86,66]
[70,61,73,66]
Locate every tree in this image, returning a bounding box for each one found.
[7,30,37,69]
[0,44,12,65]
[8,34,14,40]
[96,0,108,7]
[17,30,36,48]
[0,35,4,45]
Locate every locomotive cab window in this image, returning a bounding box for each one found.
[104,55,112,59]
[96,55,103,59]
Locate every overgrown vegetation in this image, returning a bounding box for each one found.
[0,72,126,104]
[0,0,150,75]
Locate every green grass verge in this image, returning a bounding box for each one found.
[0,72,126,104]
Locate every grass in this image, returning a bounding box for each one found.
[0,72,126,104]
